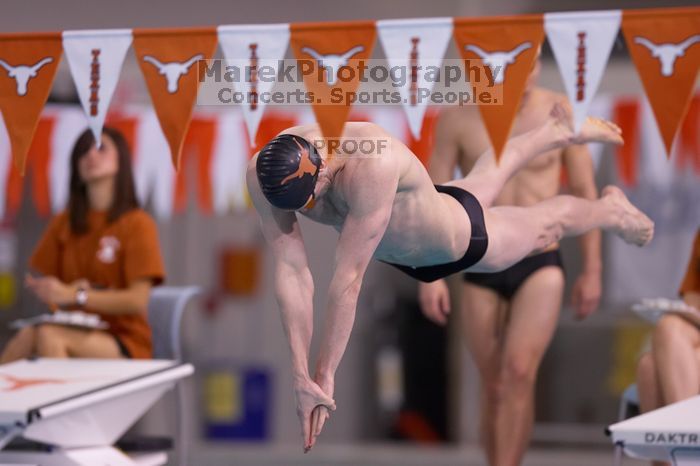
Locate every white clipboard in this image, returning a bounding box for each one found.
[9,311,109,331]
[631,298,700,328]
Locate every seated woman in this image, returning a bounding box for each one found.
[636,229,700,464]
[0,126,164,361]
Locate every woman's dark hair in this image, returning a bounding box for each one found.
[68,127,139,235]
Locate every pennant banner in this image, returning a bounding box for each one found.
[290,21,376,144]
[49,107,90,212]
[639,96,674,188]
[0,33,62,174]
[677,96,700,176]
[211,110,248,214]
[453,15,545,160]
[132,109,177,219]
[133,27,218,169]
[0,114,10,220]
[622,7,700,155]
[1,97,699,219]
[545,10,621,131]
[218,24,290,147]
[612,98,640,187]
[175,117,216,214]
[62,29,132,145]
[377,17,453,140]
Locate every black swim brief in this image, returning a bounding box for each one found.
[463,249,564,300]
[381,184,489,282]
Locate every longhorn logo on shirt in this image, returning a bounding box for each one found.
[142,54,204,93]
[97,236,120,264]
[300,45,365,85]
[634,34,700,77]
[0,57,54,96]
[280,138,318,185]
[464,42,532,84]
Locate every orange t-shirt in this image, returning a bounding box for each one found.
[680,230,700,296]
[29,208,165,359]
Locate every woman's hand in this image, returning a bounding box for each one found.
[25,274,76,308]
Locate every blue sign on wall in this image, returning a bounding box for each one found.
[203,366,271,441]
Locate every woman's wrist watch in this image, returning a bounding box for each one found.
[75,287,88,307]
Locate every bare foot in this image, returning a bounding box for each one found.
[602,185,654,247]
[549,102,624,146]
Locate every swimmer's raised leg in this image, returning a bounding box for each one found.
[473,186,653,272]
[449,103,622,208]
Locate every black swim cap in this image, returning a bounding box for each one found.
[256,134,322,210]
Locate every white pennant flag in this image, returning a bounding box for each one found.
[218,24,290,147]
[639,95,674,189]
[545,11,621,132]
[377,18,452,140]
[133,109,175,220]
[0,115,10,221]
[62,29,132,145]
[48,107,88,212]
[211,109,249,214]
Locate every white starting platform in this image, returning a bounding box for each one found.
[0,358,193,466]
[609,395,700,465]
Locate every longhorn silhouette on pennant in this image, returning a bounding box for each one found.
[464,42,532,84]
[634,35,700,77]
[0,57,54,96]
[301,45,365,85]
[143,54,204,93]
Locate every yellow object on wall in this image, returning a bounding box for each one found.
[204,371,243,423]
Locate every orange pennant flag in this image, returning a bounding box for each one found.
[290,21,376,146]
[612,98,640,187]
[407,110,439,168]
[0,33,62,174]
[133,27,217,169]
[175,117,216,214]
[677,95,700,175]
[6,116,55,217]
[453,15,544,161]
[251,113,297,156]
[622,7,700,156]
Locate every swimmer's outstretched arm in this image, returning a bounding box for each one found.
[247,165,335,451]
[310,158,398,448]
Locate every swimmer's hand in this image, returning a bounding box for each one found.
[294,377,335,453]
[418,279,451,325]
[308,374,334,452]
[571,271,601,320]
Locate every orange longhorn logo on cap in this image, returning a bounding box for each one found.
[280,137,318,185]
